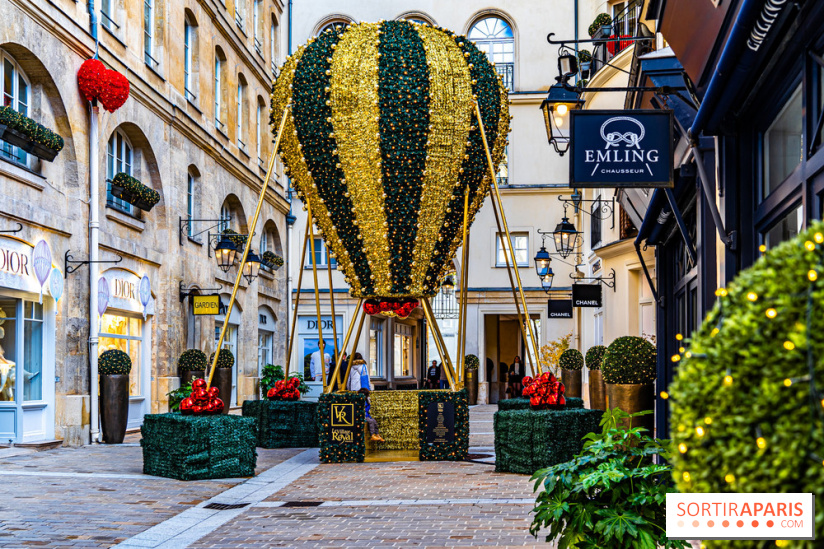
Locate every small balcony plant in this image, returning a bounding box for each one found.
[110,172,160,211]
[588,13,612,39]
[0,105,64,162]
[261,250,284,271]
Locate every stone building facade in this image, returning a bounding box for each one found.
[0,0,287,446]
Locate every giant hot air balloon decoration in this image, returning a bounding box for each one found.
[271,20,510,302]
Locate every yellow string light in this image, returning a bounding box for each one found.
[660,391,669,399]
[815,232,823,244]
[747,292,758,302]
[704,416,713,425]
[682,471,691,482]
[784,378,792,387]
[711,328,720,337]
[756,437,767,449]
[678,443,688,453]
[758,244,766,253]
[766,308,777,318]
[776,540,788,547]
[808,270,817,281]
[696,426,705,437]
[685,351,692,358]
[724,375,733,386]
[804,240,815,251]
[671,354,681,363]
[783,341,795,351]
[679,346,685,353]
[725,473,735,483]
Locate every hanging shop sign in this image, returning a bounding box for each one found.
[32,240,52,303]
[548,299,574,318]
[0,235,58,297]
[100,268,155,316]
[572,284,602,308]
[570,110,674,188]
[425,401,455,444]
[49,268,64,310]
[329,403,356,443]
[139,275,151,320]
[192,294,221,316]
[98,276,109,316]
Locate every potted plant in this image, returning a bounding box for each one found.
[577,49,592,78]
[221,228,248,250]
[209,349,234,414]
[110,172,160,211]
[98,349,131,444]
[166,380,193,412]
[464,354,479,405]
[0,105,65,162]
[558,348,583,398]
[585,345,607,409]
[261,251,284,272]
[588,13,612,39]
[260,364,309,397]
[178,349,207,386]
[530,407,689,549]
[601,335,656,433]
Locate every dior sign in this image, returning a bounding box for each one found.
[570,110,674,188]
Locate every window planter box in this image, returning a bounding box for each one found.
[242,399,319,448]
[110,172,160,212]
[0,124,60,162]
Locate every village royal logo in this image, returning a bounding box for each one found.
[329,403,356,444]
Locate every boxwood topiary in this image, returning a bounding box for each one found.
[585,345,606,370]
[559,349,584,370]
[99,349,131,375]
[602,336,656,384]
[178,349,207,373]
[588,13,612,37]
[261,250,284,269]
[209,349,235,369]
[670,221,824,548]
[465,354,479,371]
[577,49,592,63]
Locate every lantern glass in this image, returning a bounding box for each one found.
[541,270,555,291]
[442,276,455,297]
[242,250,261,284]
[540,83,584,156]
[534,245,551,278]
[214,236,237,273]
[558,53,578,77]
[553,217,580,258]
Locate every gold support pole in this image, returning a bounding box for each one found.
[457,187,471,383]
[285,219,310,376]
[306,203,326,393]
[208,107,289,389]
[328,298,364,393]
[341,306,367,392]
[474,101,541,375]
[326,256,339,367]
[422,298,457,390]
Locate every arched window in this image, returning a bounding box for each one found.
[107,129,134,214]
[0,50,31,165]
[397,12,436,25]
[319,20,349,34]
[219,202,231,231]
[270,15,278,74]
[184,12,198,101]
[214,48,227,131]
[237,74,248,151]
[468,16,514,90]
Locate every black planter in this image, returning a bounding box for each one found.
[214,368,233,414]
[465,369,478,405]
[181,370,206,386]
[100,374,129,444]
[561,369,582,398]
[0,124,59,162]
[110,182,157,212]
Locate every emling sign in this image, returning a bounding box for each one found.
[570,110,673,188]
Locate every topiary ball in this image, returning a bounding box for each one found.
[99,349,131,375]
[559,349,584,370]
[602,336,656,384]
[210,349,235,369]
[585,345,606,371]
[465,354,479,371]
[670,221,824,548]
[178,349,207,373]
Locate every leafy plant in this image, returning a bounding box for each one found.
[177,349,207,373]
[602,336,656,384]
[166,380,194,412]
[0,105,64,152]
[261,250,283,269]
[559,348,584,370]
[209,348,235,369]
[111,172,160,208]
[530,408,688,549]
[577,49,592,63]
[539,332,572,375]
[465,354,479,371]
[588,13,612,37]
[585,345,607,370]
[99,349,131,375]
[221,228,247,249]
[260,363,309,397]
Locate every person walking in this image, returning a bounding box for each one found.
[508,355,524,398]
[309,340,330,382]
[438,361,448,389]
[426,360,440,389]
[347,352,384,442]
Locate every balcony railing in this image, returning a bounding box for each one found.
[495,63,514,91]
[588,0,643,80]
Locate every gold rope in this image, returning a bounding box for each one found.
[285,219,310,376]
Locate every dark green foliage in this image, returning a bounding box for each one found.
[577,49,592,63]
[670,221,824,548]
[141,414,257,480]
[494,407,602,475]
[602,336,656,384]
[220,228,247,249]
[559,348,584,370]
[111,172,160,209]
[0,105,64,152]
[98,349,131,375]
[588,13,612,36]
[465,354,479,371]
[530,409,688,549]
[318,392,366,463]
[418,389,469,461]
[166,380,193,412]
[209,349,234,369]
[585,345,606,370]
[292,29,374,295]
[261,250,283,268]
[178,349,207,373]
[378,20,429,294]
[498,397,584,411]
[242,400,319,448]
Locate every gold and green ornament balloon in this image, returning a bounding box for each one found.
[271,20,510,300]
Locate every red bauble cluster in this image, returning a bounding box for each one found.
[522,372,567,410]
[180,379,225,415]
[267,377,301,401]
[77,59,130,113]
[363,298,419,319]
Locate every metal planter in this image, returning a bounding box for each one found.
[605,383,655,434]
[100,374,129,444]
[214,367,233,414]
[0,124,59,162]
[465,369,478,405]
[110,182,156,212]
[588,369,606,410]
[561,369,582,398]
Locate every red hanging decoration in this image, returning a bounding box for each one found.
[522,372,567,410]
[267,377,302,401]
[180,378,225,415]
[77,59,130,113]
[363,298,419,319]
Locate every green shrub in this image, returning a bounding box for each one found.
[588,13,612,37]
[577,49,592,63]
[111,172,160,208]
[559,348,583,370]
[670,221,824,548]
[602,336,656,384]
[166,380,193,412]
[0,105,64,152]
[99,349,131,375]
[585,345,606,370]
[261,250,283,268]
[464,354,479,371]
[177,349,207,373]
[209,349,235,369]
[221,228,247,249]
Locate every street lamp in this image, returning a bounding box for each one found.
[534,242,552,278]
[214,235,237,273]
[557,48,578,79]
[242,249,262,284]
[553,213,582,258]
[441,275,455,297]
[540,81,584,156]
[541,271,555,292]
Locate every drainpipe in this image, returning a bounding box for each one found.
[87,1,100,444]
[87,0,99,55]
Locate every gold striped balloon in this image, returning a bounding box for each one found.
[271,20,510,299]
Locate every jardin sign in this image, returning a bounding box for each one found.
[572,284,602,308]
[570,110,673,188]
[329,403,356,443]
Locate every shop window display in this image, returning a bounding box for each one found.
[0,298,43,402]
[99,313,142,396]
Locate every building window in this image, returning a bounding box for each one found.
[236,75,248,152]
[235,0,245,31]
[256,99,263,163]
[100,313,142,396]
[100,0,117,31]
[258,331,272,369]
[253,0,262,54]
[219,203,231,232]
[305,237,336,269]
[214,51,226,132]
[591,196,602,247]
[1,51,30,165]
[106,130,134,215]
[319,20,349,34]
[143,0,157,68]
[763,84,802,199]
[184,17,195,101]
[270,18,278,74]
[0,298,45,404]
[496,232,528,266]
[369,318,384,377]
[468,17,514,91]
[214,322,238,404]
[497,145,509,184]
[186,172,196,237]
[393,324,413,378]
[763,204,802,249]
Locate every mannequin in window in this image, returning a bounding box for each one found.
[0,344,15,402]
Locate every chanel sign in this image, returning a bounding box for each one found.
[570,110,673,188]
